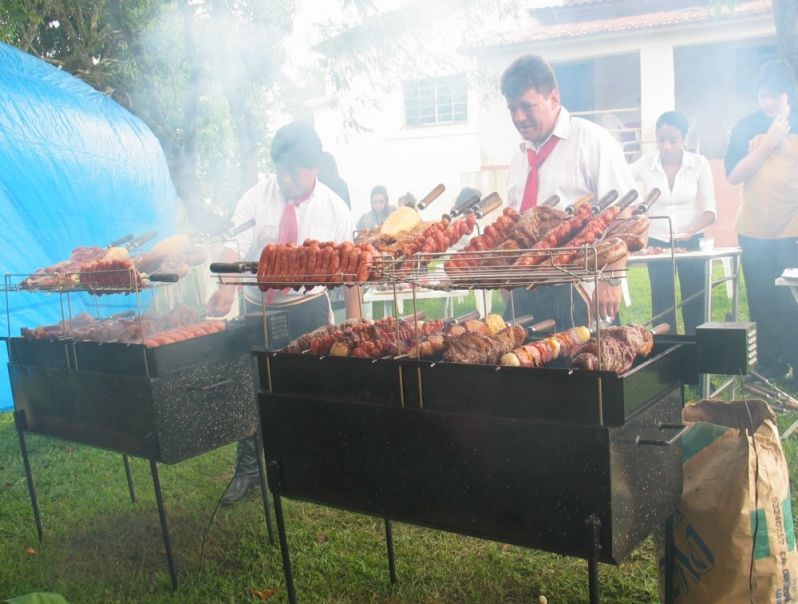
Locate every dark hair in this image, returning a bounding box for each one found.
[655,111,689,137]
[318,151,351,207]
[370,185,388,201]
[501,55,559,100]
[755,59,798,102]
[270,121,323,170]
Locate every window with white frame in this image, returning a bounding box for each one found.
[403,74,468,127]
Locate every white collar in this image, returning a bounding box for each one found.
[520,107,571,152]
[650,150,696,172]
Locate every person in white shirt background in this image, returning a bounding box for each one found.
[631,111,716,335]
[501,54,635,329]
[207,120,359,506]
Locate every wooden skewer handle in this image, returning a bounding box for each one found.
[416,183,446,210]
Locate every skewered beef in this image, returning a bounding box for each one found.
[442,325,526,365]
[571,325,654,373]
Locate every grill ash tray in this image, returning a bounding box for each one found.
[72,326,251,377]
[260,342,693,427]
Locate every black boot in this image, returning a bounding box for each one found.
[222,437,261,507]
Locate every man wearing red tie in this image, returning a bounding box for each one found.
[207,121,358,506]
[502,55,634,328]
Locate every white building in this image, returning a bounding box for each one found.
[314,0,776,244]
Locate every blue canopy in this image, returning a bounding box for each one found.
[0,42,178,410]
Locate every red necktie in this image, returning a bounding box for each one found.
[269,187,313,302]
[520,136,560,212]
[277,188,313,244]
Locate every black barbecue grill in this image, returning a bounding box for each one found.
[4,224,276,589]
[204,197,756,603]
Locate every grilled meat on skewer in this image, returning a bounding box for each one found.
[571,325,655,373]
[442,325,526,365]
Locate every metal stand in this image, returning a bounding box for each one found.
[586,515,601,604]
[664,514,675,604]
[254,431,275,544]
[123,454,137,503]
[14,410,43,542]
[384,518,397,584]
[149,459,178,590]
[268,461,297,604]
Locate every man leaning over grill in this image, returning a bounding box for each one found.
[207,121,360,506]
[501,54,635,328]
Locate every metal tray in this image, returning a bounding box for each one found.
[71,324,251,377]
[258,341,696,427]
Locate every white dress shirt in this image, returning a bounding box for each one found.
[630,151,717,241]
[224,175,353,304]
[505,107,636,210]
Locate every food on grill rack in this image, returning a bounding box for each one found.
[512,202,596,267]
[283,315,446,358]
[256,240,380,288]
[444,207,521,273]
[395,213,478,271]
[442,325,526,364]
[20,246,110,290]
[142,319,225,347]
[603,214,650,253]
[379,205,423,238]
[571,325,655,373]
[567,237,629,270]
[500,326,591,367]
[19,304,220,346]
[550,202,629,266]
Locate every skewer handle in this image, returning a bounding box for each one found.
[453,310,481,323]
[528,319,556,332]
[634,187,661,215]
[108,234,134,248]
[147,272,180,283]
[651,323,671,335]
[565,192,596,214]
[125,230,159,250]
[448,192,481,219]
[416,183,446,210]
[209,262,258,274]
[595,190,619,210]
[616,189,640,211]
[474,193,502,219]
[541,194,560,208]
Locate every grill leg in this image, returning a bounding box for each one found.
[269,461,297,604]
[586,515,601,604]
[123,455,136,504]
[254,432,275,544]
[14,411,43,542]
[149,459,178,590]
[385,518,397,584]
[664,514,675,604]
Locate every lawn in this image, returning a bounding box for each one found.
[2,264,797,603]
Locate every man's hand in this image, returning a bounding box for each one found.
[593,281,622,322]
[206,284,236,317]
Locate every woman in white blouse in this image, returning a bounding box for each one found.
[630,111,717,334]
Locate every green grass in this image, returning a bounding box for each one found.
[2,264,797,604]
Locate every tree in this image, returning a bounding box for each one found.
[0,0,297,224]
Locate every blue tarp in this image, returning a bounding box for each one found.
[0,42,177,410]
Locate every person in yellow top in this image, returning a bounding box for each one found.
[725,59,798,380]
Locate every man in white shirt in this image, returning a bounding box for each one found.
[207,121,358,506]
[501,55,635,328]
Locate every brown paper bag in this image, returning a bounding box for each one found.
[656,399,798,603]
